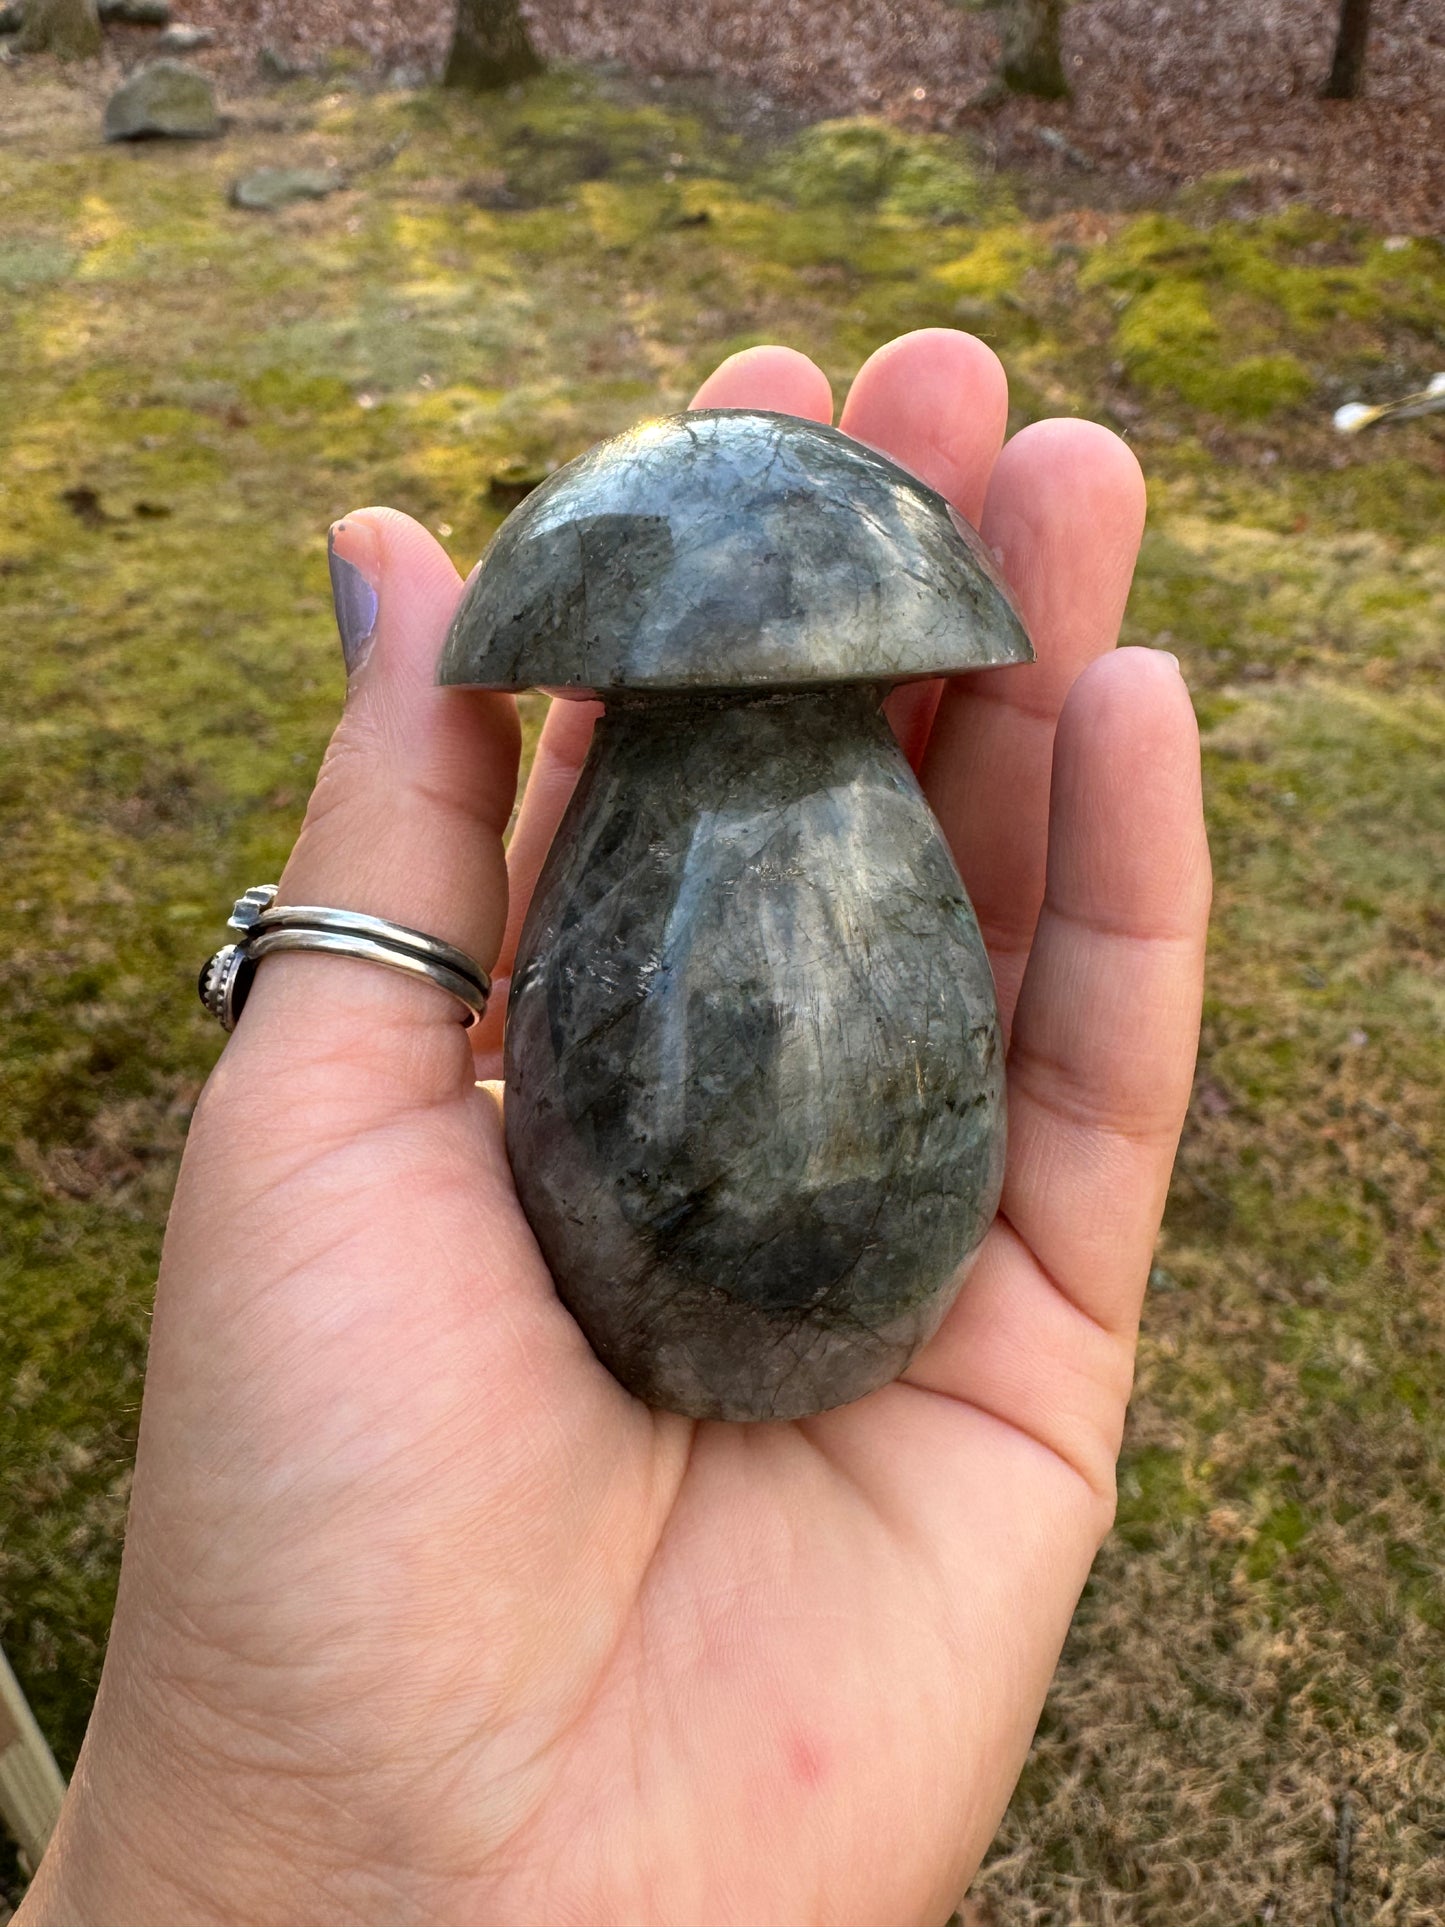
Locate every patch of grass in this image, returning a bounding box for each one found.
[2,58,1443,1922]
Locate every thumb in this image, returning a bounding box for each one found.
[219,507,520,1124]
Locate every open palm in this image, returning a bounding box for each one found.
[22,333,1209,1927]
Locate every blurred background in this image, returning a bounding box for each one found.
[1,0,1442,1918]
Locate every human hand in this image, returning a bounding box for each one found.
[19,331,1209,1927]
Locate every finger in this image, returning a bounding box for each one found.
[920,421,1147,1036]
[689,342,834,417]
[471,347,834,1072]
[469,693,599,1075]
[839,327,1007,522]
[839,329,1010,766]
[229,507,520,1116]
[904,649,1210,1496]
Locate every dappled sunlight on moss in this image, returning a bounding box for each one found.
[933,225,1048,306]
[1081,208,1445,420]
[763,117,992,227]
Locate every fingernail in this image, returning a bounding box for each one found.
[1160,650,1182,674]
[328,524,379,675]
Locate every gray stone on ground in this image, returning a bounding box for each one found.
[156,22,213,52]
[229,165,344,211]
[17,0,102,55]
[103,60,220,141]
[98,0,170,22]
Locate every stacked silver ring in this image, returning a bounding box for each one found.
[199,886,491,1032]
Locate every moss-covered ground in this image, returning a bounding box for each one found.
[2,60,1442,1923]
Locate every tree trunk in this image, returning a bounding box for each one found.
[1323,0,1371,98]
[1001,0,1069,99]
[17,0,102,58]
[444,0,542,91]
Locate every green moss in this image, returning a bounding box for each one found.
[1244,1500,1312,1581]
[1113,280,1311,418]
[1080,208,1445,421]
[883,145,986,225]
[764,117,987,224]
[1083,209,1378,333]
[1116,1443,1208,1550]
[933,226,1048,303]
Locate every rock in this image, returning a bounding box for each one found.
[98,0,171,21]
[440,410,1032,1420]
[17,0,101,57]
[442,410,1030,693]
[503,689,1008,1420]
[155,22,213,52]
[229,165,344,211]
[102,60,220,140]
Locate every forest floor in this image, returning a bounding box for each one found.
[82,0,1445,232]
[2,39,1443,1927]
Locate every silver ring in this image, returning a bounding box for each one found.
[200,885,491,1032]
[243,902,488,990]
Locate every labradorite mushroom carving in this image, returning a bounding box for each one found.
[439,408,1033,1421]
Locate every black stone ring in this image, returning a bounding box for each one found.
[198,885,491,1032]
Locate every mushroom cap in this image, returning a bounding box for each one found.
[437,408,1032,697]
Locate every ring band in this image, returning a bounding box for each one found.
[199,886,491,1032]
[238,901,487,990]
[246,928,490,1020]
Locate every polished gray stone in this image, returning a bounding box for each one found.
[441,408,1029,1419]
[504,688,1006,1420]
[437,408,1030,696]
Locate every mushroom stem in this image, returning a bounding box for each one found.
[504,686,1005,1421]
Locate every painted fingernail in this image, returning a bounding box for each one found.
[328,524,379,675]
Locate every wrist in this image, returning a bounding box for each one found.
[14,1779,184,1927]
[15,1703,281,1927]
